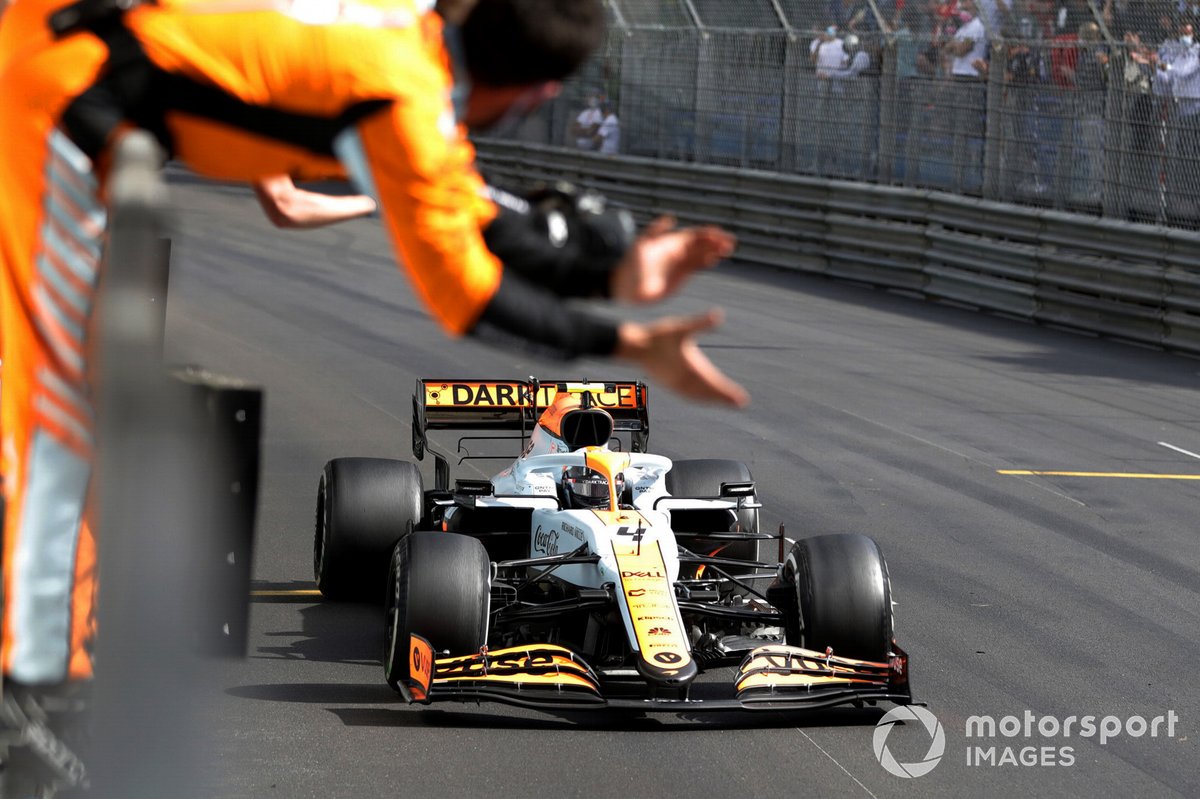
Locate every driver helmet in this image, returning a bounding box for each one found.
[560,466,624,510]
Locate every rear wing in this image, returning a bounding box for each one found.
[412,378,650,487]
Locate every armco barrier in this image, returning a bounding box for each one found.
[475,139,1200,356]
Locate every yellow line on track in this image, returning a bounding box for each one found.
[250,589,323,597]
[998,470,1200,479]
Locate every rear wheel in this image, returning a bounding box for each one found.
[665,458,759,561]
[783,533,892,661]
[384,532,491,692]
[314,458,424,602]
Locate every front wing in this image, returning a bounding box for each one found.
[402,638,913,712]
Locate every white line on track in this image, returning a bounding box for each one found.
[796,729,880,799]
[1157,441,1200,461]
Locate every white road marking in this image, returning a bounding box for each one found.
[1157,441,1200,461]
[797,729,880,799]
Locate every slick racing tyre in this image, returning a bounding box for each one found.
[783,533,892,662]
[384,532,490,693]
[314,458,424,602]
[665,458,760,561]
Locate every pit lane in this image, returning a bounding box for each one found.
[163,175,1199,798]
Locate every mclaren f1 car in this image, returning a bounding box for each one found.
[313,378,912,712]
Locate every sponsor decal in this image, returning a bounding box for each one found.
[408,634,434,698]
[626,586,668,599]
[532,525,559,556]
[613,539,692,673]
[431,646,600,692]
[425,382,638,409]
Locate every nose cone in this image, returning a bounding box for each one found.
[636,655,699,689]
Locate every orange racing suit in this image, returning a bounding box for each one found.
[0,0,619,684]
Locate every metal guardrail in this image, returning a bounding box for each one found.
[476,139,1200,355]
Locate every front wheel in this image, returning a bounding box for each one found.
[384,532,491,693]
[782,533,892,662]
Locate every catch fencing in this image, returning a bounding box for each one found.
[503,0,1200,230]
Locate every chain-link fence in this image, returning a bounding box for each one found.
[497,0,1200,230]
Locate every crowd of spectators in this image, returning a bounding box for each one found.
[790,0,1200,215]
[548,1,1200,220]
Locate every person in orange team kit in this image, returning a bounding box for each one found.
[0,0,743,693]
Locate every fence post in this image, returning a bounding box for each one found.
[1101,49,1128,219]
[983,41,1007,199]
[780,32,799,171]
[878,39,899,183]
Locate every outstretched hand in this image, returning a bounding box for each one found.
[611,217,735,304]
[616,309,749,407]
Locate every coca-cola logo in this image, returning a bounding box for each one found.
[533,526,559,556]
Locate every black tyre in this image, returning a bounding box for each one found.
[314,458,424,601]
[783,533,892,662]
[384,532,490,692]
[665,458,759,560]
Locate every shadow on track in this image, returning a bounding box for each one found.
[324,704,886,732]
[248,581,383,666]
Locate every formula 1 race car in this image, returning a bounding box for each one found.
[313,378,912,712]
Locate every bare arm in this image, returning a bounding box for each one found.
[253,175,377,230]
[615,311,749,407]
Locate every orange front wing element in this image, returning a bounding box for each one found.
[734,644,905,696]
[415,642,603,702]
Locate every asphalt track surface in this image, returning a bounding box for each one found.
[160,173,1199,798]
